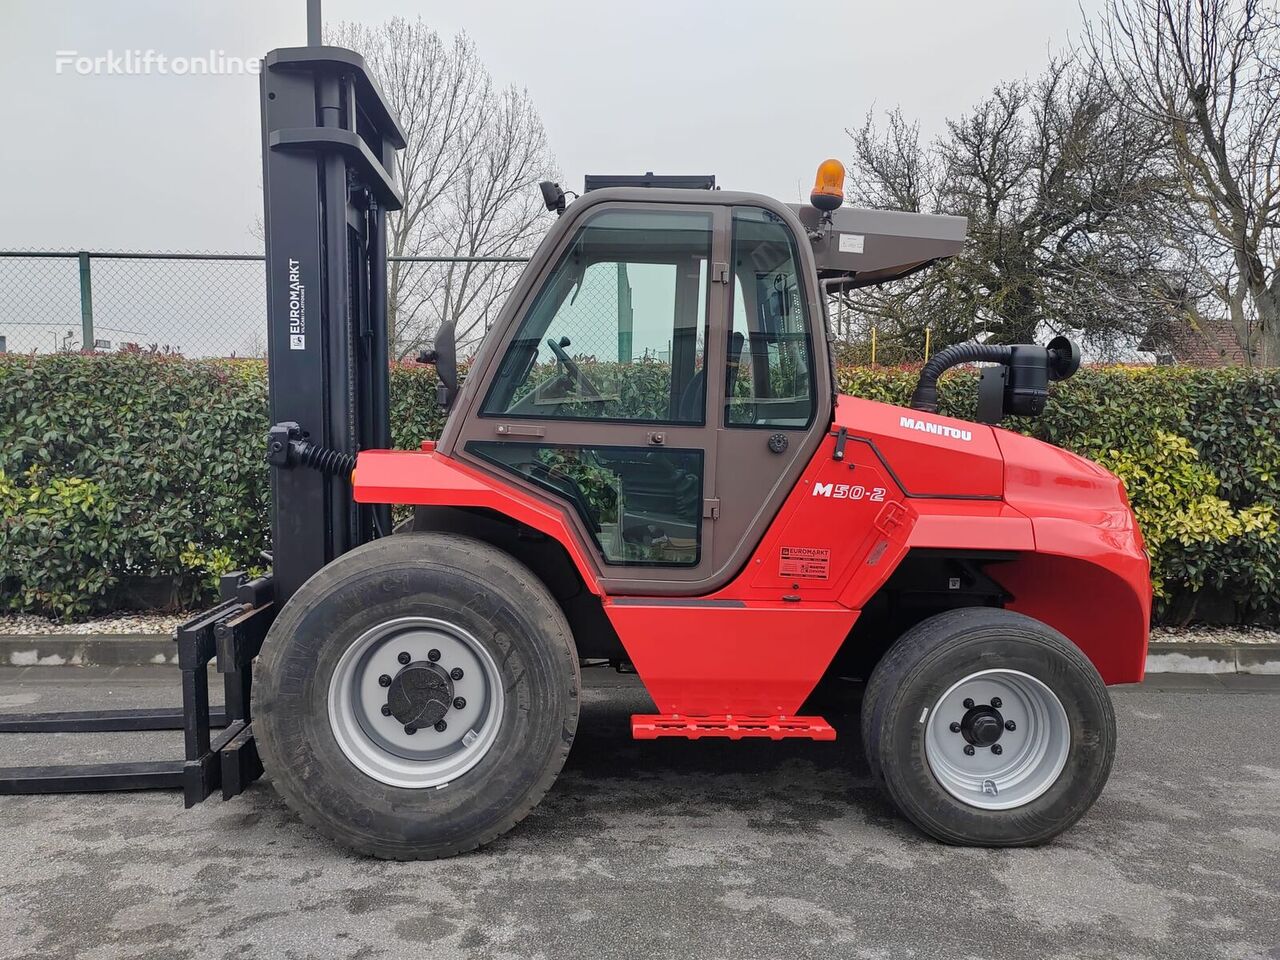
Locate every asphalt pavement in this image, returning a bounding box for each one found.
[0,667,1277,960]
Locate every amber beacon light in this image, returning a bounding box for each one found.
[810,158,845,212]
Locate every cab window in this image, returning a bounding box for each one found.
[482,209,711,423]
[725,207,815,428]
[468,441,703,566]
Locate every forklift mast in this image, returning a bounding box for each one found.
[260,46,404,603]
[0,40,406,805]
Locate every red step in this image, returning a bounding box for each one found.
[631,714,836,741]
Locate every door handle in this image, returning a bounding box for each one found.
[495,423,546,438]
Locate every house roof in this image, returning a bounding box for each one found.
[1139,316,1253,366]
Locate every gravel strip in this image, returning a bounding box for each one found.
[0,612,192,636]
[1149,624,1280,645]
[1,612,1276,643]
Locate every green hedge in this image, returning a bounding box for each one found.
[2,353,1277,624]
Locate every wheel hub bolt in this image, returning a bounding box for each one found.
[963,698,975,709]
[378,674,392,687]
[991,744,1003,755]
[397,651,411,665]
[453,697,467,710]
[434,720,448,733]
[1005,720,1016,731]
[380,704,392,717]
[963,744,976,756]
[949,721,961,733]
[404,724,418,735]
[990,697,1003,708]
[450,667,464,681]
[428,649,441,662]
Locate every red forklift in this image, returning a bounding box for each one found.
[0,37,1150,860]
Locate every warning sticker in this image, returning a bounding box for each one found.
[838,233,865,254]
[780,546,830,580]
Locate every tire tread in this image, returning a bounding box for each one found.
[862,606,1115,847]
[255,532,580,860]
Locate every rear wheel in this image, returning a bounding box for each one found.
[862,607,1115,846]
[255,532,580,860]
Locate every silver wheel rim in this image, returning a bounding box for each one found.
[327,616,504,788]
[923,669,1070,810]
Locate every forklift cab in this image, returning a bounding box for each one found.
[438,190,830,595]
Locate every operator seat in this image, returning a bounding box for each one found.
[676,331,744,421]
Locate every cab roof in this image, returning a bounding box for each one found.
[564,186,967,289]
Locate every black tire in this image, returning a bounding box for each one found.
[861,607,1115,846]
[254,532,580,860]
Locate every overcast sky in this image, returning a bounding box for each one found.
[1,0,1103,253]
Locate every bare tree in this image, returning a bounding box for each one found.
[400,85,553,354]
[844,59,1172,360]
[327,18,557,357]
[841,110,980,358]
[1088,0,1280,366]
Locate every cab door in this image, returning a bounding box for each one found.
[707,205,831,583]
[449,199,731,592]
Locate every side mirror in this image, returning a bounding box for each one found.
[539,181,566,216]
[416,319,459,411]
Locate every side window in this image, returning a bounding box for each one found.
[726,207,815,428]
[483,209,711,423]
[467,442,703,566]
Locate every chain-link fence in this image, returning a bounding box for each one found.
[0,251,535,359]
[0,252,269,357]
[0,249,940,364]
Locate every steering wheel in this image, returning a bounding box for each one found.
[546,337,602,398]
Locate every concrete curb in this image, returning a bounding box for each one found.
[0,634,178,668]
[0,633,1278,674]
[1145,641,1280,675]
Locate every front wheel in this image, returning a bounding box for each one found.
[254,532,580,860]
[862,608,1115,846]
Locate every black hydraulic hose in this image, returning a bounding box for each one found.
[266,422,358,478]
[292,441,357,478]
[909,342,1014,413]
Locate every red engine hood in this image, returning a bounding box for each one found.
[834,395,1004,498]
[992,426,1135,520]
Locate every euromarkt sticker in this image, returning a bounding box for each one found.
[780,546,830,580]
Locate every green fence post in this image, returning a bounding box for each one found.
[616,262,633,362]
[77,251,94,350]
